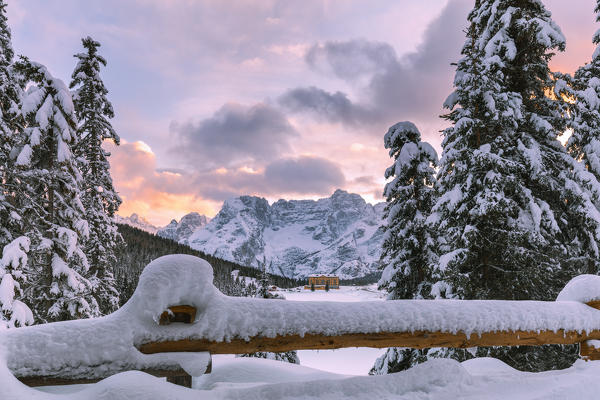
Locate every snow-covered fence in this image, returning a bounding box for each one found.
[5,255,600,388]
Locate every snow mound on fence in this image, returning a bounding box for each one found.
[557,274,600,303]
[2,255,217,381]
[122,254,220,323]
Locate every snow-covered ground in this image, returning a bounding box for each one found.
[279,284,386,303]
[25,357,600,399]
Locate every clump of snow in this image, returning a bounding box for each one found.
[556,275,600,303]
[123,255,219,324]
[586,340,600,350]
[196,357,345,390]
[461,357,520,376]
[170,352,211,376]
[1,236,30,270]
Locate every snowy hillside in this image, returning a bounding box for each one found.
[115,213,159,234]
[185,190,385,279]
[157,212,209,242]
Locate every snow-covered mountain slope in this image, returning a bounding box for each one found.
[185,190,385,279]
[115,213,158,234]
[157,212,209,242]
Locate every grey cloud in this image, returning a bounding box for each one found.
[170,102,297,169]
[190,170,268,201]
[264,156,345,194]
[305,39,397,81]
[280,0,471,132]
[278,86,378,125]
[181,156,345,202]
[351,175,377,186]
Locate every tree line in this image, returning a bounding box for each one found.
[0,0,303,329]
[0,0,122,326]
[115,223,302,304]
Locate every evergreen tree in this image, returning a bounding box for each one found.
[425,0,588,371]
[557,0,600,277]
[378,122,438,300]
[14,59,98,323]
[565,1,600,184]
[256,257,272,299]
[70,37,122,314]
[370,121,438,375]
[0,0,32,327]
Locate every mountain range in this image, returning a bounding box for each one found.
[116,190,385,279]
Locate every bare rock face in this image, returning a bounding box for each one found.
[157,212,209,243]
[115,213,159,234]
[184,190,385,279]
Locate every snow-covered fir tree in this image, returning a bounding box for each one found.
[378,121,438,300]
[13,59,98,323]
[370,121,437,375]
[427,0,592,371]
[0,0,33,328]
[70,37,122,315]
[557,0,600,274]
[256,257,274,299]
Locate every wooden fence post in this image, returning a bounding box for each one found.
[167,373,192,388]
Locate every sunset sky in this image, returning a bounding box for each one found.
[8,0,599,225]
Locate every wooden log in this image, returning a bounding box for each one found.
[16,368,190,387]
[580,341,600,361]
[159,305,197,325]
[586,300,600,310]
[167,373,192,388]
[138,328,600,355]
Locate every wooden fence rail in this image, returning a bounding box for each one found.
[6,255,600,389]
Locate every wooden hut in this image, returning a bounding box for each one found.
[304,274,339,290]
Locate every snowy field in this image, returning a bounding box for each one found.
[279,284,386,303]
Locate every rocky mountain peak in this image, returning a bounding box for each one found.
[157,212,209,243]
[115,213,158,234]
[186,190,385,279]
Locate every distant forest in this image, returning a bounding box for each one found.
[341,272,381,286]
[114,224,303,304]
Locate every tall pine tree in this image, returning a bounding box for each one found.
[70,37,122,315]
[428,0,592,371]
[370,121,437,375]
[566,1,600,183]
[378,121,438,300]
[0,0,32,328]
[14,59,98,323]
[558,0,600,275]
